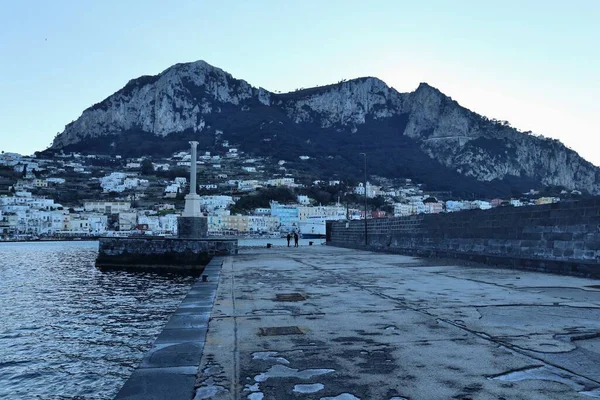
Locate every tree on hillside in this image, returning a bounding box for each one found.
[230,187,296,214]
[367,195,387,210]
[141,159,154,175]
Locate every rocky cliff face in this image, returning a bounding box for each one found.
[51,60,600,194]
[54,61,271,146]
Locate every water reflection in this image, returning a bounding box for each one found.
[0,241,195,399]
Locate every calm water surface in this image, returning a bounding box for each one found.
[238,238,325,247]
[0,241,196,400]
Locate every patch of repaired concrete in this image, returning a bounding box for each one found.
[293,383,325,393]
[251,351,289,364]
[253,364,335,382]
[490,365,600,397]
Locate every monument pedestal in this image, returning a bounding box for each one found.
[179,192,207,238]
[183,193,202,217]
[178,216,208,238]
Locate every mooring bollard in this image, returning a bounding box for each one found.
[266,243,272,248]
[309,241,313,246]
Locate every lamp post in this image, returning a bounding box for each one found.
[359,152,368,246]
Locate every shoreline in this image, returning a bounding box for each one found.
[1,237,326,246]
[0,237,100,243]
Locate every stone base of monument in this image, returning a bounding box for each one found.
[95,236,238,273]
[177,216,208,239]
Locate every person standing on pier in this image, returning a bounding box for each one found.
[286,233,291,247]
[294,232,299,247]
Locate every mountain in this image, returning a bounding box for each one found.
[49,60,600,197]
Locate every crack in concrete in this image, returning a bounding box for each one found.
[231,261,241,400]
[292,257,600,390]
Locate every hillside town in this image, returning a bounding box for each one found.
[0,148,574,240]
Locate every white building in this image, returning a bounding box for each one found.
[297,205,346,221]
[118,212,137,231]
[267,178,295,187]
[394,203,416,216]
[354,182,380,198]
[84,201,131,214]
[238,180,261,192]
[247,216,280,233]
[33,179,48,188]
[446,200,469,212]
[200,195,234,212]
[297,195,311,205]
[174,177,187,185]
[100,172,129,193]
[472,200,493,210]
[154,163,170,171]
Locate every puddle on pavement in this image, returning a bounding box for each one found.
[582,389,600,397]
[320,394,360,400]
[293,383,325,393]
[254,364,335,382]
[244,383,260,392]
[251,351,289,364]
[250,309,293,315]
[193,379,228,399]
[490,365,600,397]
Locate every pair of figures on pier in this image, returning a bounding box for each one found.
[286,232,299,247]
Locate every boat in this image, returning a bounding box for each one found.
[298,217,326,239]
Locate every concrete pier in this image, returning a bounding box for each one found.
[195,246,600,399]
[116,245,600,399]
[95,237,237,272]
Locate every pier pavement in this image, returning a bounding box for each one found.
[195,245,600,399]
[117,245,600,399]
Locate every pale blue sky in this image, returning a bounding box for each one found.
[1,1,598,164]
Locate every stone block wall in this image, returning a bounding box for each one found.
[328,199,600,277]
[178,216,208,238]
[96,237,237,272]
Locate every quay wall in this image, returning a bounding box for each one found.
[115,257,224,399]
[96,237,237,272]
[328,199,600,278]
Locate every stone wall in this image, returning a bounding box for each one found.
[328,199,600,277]
[178,216,208,239]
[96,237,237,272]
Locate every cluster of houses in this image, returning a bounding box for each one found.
[99,172,150,193]
[0,187,562,240]
[0,192,346,238]
[0,150,567,240]
[392,196,560,216]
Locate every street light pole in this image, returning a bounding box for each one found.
[359,152,368,246]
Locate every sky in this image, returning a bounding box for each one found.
[0,1,598,164]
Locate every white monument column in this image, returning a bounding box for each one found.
[189,141,198,195]
[182,141,202,217]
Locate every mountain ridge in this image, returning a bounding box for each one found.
[49,59,600,196]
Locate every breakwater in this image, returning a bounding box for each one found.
[96,237,237,272]
[328,199,600,277]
